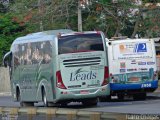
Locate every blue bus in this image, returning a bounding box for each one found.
[105,38,158,100]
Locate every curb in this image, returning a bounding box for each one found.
[0,92,11,96]
[154,87,160,93]
[155,90,160,93]
[0,107,127,120]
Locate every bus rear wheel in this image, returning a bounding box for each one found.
[99,95,111,102]
[133,92,146,100]
[16,88,23,107]
[16,88,21,102]
[42,89,48,107]
[82,98,98,106]
[117,94,124,101]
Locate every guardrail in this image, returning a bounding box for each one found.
[0,67,10,93]
[0,107,127,120]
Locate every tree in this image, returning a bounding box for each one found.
[141,3,160,37]
[0,13,27,65]
[8,0,160,37]
[8,0,140,37]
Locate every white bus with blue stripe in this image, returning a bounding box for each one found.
[106,38,158,100]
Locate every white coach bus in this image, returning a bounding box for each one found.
[3,29,110,106]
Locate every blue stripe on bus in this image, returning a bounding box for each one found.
[110,80,158,91]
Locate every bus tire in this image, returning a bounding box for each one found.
[42,88,48,107]
[133,92,146,100]
[16,87,23,107]
[48,102,55,107]
[99,96,107,102]
[16,87,21,102]
[99,95,111,102]
[60,103,67,107]
[82,98,98,106]
[118,94,124,101]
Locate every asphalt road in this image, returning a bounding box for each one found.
[0,92,160,114]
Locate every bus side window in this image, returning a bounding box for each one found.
[14,55,19,68]
[13,44,20,68]
[31,42,42,65]
[42,41,52,64]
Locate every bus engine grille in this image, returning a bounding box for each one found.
[63,57,101,67]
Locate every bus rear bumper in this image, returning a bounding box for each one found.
[110,80,158,94]
[55,84,110,102]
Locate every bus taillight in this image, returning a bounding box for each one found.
[101,66,109,86]
[56,71,67,89]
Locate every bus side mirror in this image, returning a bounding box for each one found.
[3,60,8,68]
[3,51,12,68]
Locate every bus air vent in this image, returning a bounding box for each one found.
[63,57,101,67]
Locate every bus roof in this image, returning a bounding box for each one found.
[108,38,153,43]
[12,30,103,45]
[59,31,103,37]
[12,29,74,44]
[26,29,74,36]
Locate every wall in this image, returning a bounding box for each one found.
[0,67,11,93]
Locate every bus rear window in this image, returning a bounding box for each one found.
[112,42,153,60]
[58,34,104,54]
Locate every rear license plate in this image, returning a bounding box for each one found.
[129,77,140,82]
[80,90,89,94]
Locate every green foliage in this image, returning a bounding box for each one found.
[0,3,9,13]
[142,8,160,37]
[8,0,139,37]
[0,13,27,66]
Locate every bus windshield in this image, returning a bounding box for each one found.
[58,33,104,54]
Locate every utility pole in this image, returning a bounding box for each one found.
[38,0,44,31]
[78,0,82,32]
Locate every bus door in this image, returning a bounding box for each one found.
[11,44,21,101]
